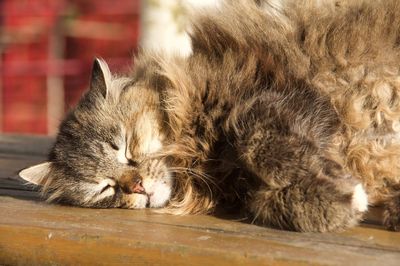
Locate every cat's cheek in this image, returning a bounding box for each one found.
[147,182,172,208]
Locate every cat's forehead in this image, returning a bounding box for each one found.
[99,76,134,106]
[119,83,159,102]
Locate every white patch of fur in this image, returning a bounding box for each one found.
[147,139,163,154]
[135,112,164,154]
[352,184,368,212]
[261,0,284,13]
[83,178,116,203]
[116,126,133,164]
[98,178,116,188]
[260,0,290,30]
[117,140,129,164]
[148,182,172,208]
[143,173,173,208]
[125,145,133,160]
[94,187,115,201]
[143,181,172,208]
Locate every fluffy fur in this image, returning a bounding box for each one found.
[20,0,400,232]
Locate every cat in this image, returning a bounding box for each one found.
[20,0,400,232]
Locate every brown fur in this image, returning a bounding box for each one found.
[134,0,400,230]
[20,0,400,232]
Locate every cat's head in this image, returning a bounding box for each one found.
[19,58,173,209]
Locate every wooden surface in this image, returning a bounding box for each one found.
[0,135,399,265]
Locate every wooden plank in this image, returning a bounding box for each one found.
[0,196,399,266]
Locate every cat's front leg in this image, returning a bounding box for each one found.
[247,174,368,232]
[237,127,368,232]
[383,185,400,231]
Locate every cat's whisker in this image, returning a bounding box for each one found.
[167,166,219,199]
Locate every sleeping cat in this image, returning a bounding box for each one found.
[20,0,400,232]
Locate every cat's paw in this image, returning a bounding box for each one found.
[123,193,148,209]
[383,192,400,231]
[352,184,368,213]
[248,176,369,232]
[320,157,368,213]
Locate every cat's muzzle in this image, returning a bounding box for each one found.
[119,170,146,195]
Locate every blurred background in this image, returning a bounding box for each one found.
[0,0,218,135]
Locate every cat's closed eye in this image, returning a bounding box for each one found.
[109,142,119,150]
[100,182,113,194]
[127,159,139,167]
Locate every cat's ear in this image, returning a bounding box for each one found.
[90,58,112,98]
[19,162,52,186]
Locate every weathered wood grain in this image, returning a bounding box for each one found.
[0,134,399,265]
[1,197,400,266]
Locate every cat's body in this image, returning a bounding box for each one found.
[20,0,400,232]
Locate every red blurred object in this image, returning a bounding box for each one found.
[1,0,140,135]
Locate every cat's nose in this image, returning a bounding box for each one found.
[119,170,145,194]
[131,178,145,194]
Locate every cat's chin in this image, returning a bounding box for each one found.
[147,181,172,208]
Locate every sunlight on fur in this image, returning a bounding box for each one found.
[19,0,400,232]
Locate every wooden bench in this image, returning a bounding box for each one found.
[1,134,399,265]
